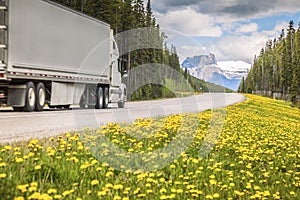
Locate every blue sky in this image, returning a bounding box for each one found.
[151,0,300,64]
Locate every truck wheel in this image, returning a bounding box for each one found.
[24,82,36,112]
[103,87,109,109]
[79,101,86,109]
[62,105,71,109]
[13,107,23,112]
[95,87,103,109]
[79,95,87,109]
[35,82,46,111]
[118,101,125,108]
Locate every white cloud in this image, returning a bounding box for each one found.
[151,0,298,63]
[176,45,207,62]
[236,23,258,33]
[172,20,289,64]
[206,21,289,63]
[153,0,300,21]
[155,8,223,37]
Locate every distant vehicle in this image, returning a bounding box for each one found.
[0,0,128,112]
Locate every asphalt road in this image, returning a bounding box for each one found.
[0,93,245,144]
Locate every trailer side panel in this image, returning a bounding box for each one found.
[8,0,111,79]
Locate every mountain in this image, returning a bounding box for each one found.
[181,54,251,91]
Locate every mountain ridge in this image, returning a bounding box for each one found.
[181,54,251,91]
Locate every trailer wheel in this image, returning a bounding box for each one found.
[95,87,103,109]
[118,101,125,108]
[63,105,71,109]
[13,107,23,112]
[79,95,87,108]
[118,87,126,108]
[24,82,36,112]
[103,87,109,109]
[35,82,46,111]
[79,101,86,109]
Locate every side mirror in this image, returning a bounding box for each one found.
[122,60,128,74]
[118,58,128,76]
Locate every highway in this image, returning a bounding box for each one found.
[0,93,245,144]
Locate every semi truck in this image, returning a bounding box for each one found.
[0,0,128,112]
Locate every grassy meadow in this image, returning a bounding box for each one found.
[0,95,299,199]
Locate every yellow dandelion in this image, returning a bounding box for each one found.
[105,183,113,188]
[4,146,12,151]
[47,188,57,194]
[15,158,24,163]
[29,187,37,192]
[17,184,29,193]
[98,191,107,196]
[14,197,24,200]
[53,194,62,199]
[105,171,114,177]
[133,188,140,195]
[160,188,167,194]
[0,173,6,179]
[263,191,271,197]
[176,189,183,194]
[146,189,153,194]
[28,192,41,200]
[91,180,99,186]
[170,164,176,169]
[113,184,124,190]
[159,177,165,183]
[34,165,41,170]
[113,195,121,200]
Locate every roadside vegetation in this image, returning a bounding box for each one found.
[240,20,300,106]
[1,95,299,199]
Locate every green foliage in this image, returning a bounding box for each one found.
[243,20,300,104]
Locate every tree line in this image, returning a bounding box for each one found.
[239,20,300,105]
[51,0,226,99]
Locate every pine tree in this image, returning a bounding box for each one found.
[286,20,295,94]
[290,73,299,104]
[239,77,246,93]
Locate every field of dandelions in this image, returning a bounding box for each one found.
[0,95,299,200]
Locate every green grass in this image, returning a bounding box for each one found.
[0,95,299,200]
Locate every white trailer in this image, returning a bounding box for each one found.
[0,0,127,111]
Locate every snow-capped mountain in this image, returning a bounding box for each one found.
[181,54,251,91]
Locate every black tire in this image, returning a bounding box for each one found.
[79,102,86,109]
[79,95,87,109]
[63,105,71,109]
[55,105,71,109]
[13,107,23,112]
[35,82,46,111]
[103,87,109,109]
[118,101,125,108]
[24,82,36,112]
[95,87,103,109]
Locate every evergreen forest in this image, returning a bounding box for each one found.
[239,20,300,105]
